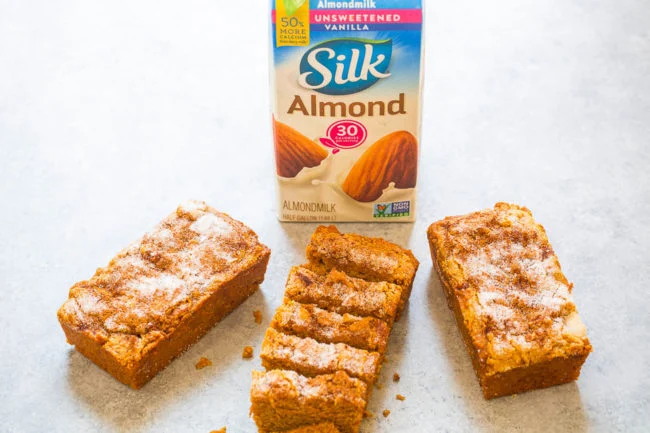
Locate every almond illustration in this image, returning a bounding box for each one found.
[274,119,328,178]
[342,131,418,202]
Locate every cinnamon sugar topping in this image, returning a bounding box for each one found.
[428,203,592,374]
[285,266,401,322]
[58,200,266,361]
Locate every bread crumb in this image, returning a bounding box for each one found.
[242,346,254,359]
[210,428,226,433]
[393,373,400,382]
[375,382,383,389]
[253,310,262,324]
[195,357,212,370]
[382,409,390,417]
[363,410,373,418]
[396,394,405,401]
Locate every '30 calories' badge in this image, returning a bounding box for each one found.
[319,120,367,154]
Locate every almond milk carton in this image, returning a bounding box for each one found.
[271,0,424,222]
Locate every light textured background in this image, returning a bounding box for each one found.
[1,0,649,432]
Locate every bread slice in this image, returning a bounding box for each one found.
[285,266,401,324]
[305,225,419,319]
[260,328,382,384]
[271,300,391,353]
[251,370,366,433]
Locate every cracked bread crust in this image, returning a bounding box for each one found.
[305,225,418,319]
[271,300,391,353]
[261,328,382,384]
[57,200,270,388]
[427,203,591,397]
[285,266,401,323]
[250,370,366,433]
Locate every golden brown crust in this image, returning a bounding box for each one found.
[284,266,401,323]
[271,300,391,353]
[427,202,591,397]
[305,226,418,319]
[250,370,366,433]
[271,423,341,433]
[57,200,270,388]
[480,352,590,398]
[261,328,382,384]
